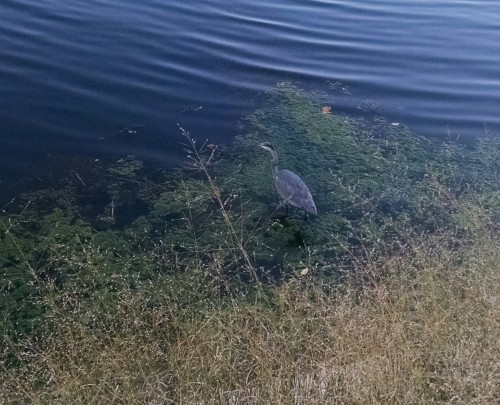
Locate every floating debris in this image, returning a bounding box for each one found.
[181,105,204,113]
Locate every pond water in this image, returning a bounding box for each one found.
[1,0,500,194]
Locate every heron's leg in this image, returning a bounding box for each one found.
[285,203,288,217]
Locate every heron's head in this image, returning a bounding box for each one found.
[259,142,275,153]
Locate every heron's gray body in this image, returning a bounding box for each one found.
[259,142,317,215]
[274,169,317,215]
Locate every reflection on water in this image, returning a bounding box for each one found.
[1,0,500,191]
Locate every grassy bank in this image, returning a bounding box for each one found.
[1,84,499,403]
[2,224,499,403]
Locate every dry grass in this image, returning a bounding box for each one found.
[2,222,499,404]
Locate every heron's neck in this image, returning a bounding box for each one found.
[271,165,278,179]
[270,150,278,178]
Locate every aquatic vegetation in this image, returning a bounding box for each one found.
[1,83,500,402]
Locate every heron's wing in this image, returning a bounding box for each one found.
[275,169,317,214]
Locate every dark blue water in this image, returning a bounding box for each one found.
[2,0,500,192]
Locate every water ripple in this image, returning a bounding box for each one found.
[1,0,500,188]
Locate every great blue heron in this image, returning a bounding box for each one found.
[259,142,317,216]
